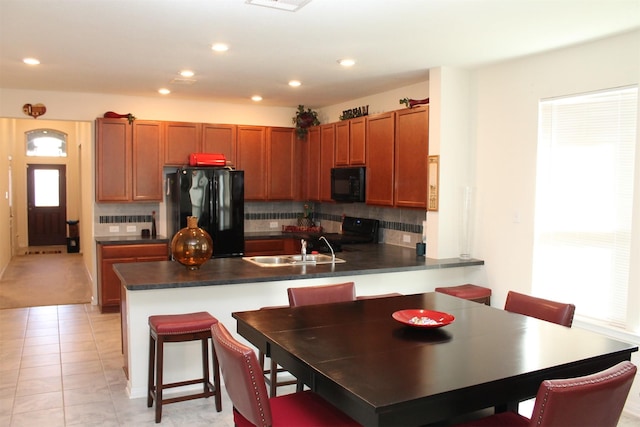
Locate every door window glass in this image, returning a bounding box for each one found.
[34,169,60,207]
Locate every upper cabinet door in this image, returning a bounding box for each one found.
[164,121,202,166]
[96,118,132,202]
[320,124,335,202]
[335,121,350,166]
[366,112,395,206]
[267,127,296,200]
[335,117,366,166]
[132,121,163,202]
[349,116,366,165]
[394,107,428,209]
[237,126,267,200]
[202,124,237,167]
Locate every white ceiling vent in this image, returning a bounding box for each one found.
[169,78,197,85]
[245,0,311,12]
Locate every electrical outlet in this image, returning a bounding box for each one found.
[269,221,278,229]
[109,226,119,233]
[403,234,411,243]
[126,225,136,232]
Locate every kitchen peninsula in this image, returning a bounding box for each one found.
[115,243,484,398]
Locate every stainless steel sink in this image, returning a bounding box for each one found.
[243,254,346,267]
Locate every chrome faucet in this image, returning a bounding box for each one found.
[300,239,307,261]
[319,236,335,262]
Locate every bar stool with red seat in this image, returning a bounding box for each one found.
[435,284,492,305]
[147,311,222,423]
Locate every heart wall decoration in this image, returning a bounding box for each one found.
[23,103,47,119]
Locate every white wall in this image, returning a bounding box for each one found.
[0,89,294,126]
[472,29,640,310]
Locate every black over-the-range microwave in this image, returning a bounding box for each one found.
[331,167,366,202]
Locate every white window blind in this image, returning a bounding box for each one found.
[533,86,637,328]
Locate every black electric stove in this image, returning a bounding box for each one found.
[306,216,379,253]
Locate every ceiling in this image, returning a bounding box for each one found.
[1,0,639,108]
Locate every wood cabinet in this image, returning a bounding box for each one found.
[202,123,237,166]
[335,120,350,166]
[320,124,335,202]
[394,107,429,208]
[244,238,302,256]
[336,117,366,166]
[305,126,321,201]
[164,122,238,167]
[237,126,267,200]
[96,118,163,202]
[164,121,202,166]
[98,242,169,313]
[365,112,396,206]
[267,127,296,200]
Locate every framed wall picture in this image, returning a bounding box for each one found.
[428,155,439,211]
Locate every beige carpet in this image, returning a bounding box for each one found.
[0,247,92,309]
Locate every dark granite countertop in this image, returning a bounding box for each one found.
[115,243,484,291]
[95,235,170,245]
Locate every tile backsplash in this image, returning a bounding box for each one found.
[94,201,427,248]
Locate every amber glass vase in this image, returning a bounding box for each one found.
[171,216,213,270]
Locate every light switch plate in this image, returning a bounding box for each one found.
[403,234,411,243]
[270,222,278,228]
[126,225,136,232]
[109,226,119,233]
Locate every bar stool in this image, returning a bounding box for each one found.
[147,311,222,423]
[435,284,492,305]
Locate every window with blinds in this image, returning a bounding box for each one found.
[532,86,638,329]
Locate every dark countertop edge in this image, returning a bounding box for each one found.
[95,236,170,244]
[118,257,484,291]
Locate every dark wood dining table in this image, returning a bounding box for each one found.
[233,292,638,427]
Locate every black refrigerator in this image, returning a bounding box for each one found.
[166,168,244,258]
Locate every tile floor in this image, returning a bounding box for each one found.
[0,304,235,426]
[1,304,639,426]
[2,305,639,427]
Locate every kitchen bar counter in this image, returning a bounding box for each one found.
[95,235,170,244]
[115,243,483,291]
[116,244,485,399]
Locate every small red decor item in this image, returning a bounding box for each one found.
[282,225,323,233]
[103,111,136,124]
[392,309,455,328]
[189,153,226,166]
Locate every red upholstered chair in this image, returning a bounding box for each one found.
[451,361,637,427]
[287,281,356,307]
[504,291,576,327]
[211,322,361,427]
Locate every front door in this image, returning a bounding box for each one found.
[27,164,67,246]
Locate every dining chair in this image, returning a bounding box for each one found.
[451,360,637,427]
[211,322,362,427]
[504,290,576,327]
[287,281,356,307]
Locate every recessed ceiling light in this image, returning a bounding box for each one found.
[158,88,171,95]
[288,80,301,87]
[251,95,263,102]
[211,43,229,52]
[180,70,194,77]
[338,59,355,67]
[23,58,40,65]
